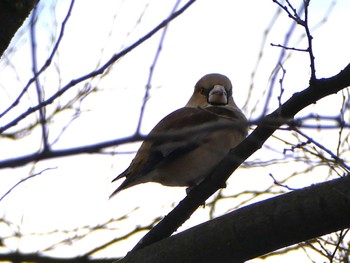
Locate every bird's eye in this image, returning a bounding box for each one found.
[200,87,209,96]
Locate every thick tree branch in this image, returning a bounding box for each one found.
[120,175,350,263]
[0,0,38,58]
[0,252,117,263]
[0,0,75,120]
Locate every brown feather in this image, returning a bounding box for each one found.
[110,73,248,198]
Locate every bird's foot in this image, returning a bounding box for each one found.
[185,186,206,208]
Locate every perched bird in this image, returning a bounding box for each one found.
[110,73,248,198]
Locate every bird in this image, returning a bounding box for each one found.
[110,73,248,198]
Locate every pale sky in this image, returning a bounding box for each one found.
[0,0,350,260]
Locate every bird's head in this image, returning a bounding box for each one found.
[186,73,237,108]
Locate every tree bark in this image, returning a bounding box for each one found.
[120,175,350,263]
[0,0,38,58]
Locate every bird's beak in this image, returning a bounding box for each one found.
[208,85,228,105]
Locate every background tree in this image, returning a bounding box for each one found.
[0,0,350,262]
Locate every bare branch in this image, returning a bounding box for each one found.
[0,0,75,120]
[30,5,49,150]
[136,0,182,134]
[270,43,308,52]
[0,0,197,135]
[243,4,282,113]
[303,2,316,82]
[0,119,247,169]
[292,127,350,172]
[262,2,304,116]
[0,252,116,263]
[272,0,317,82]
[1,111,350,169]
[272,0,305,25]
[0,167,56,202]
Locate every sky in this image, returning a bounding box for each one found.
[0,0,350,261]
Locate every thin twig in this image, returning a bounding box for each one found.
[244,5,282,115]
[0,0,196,135]
[0,119,247,169]
[262,2,304,116]
[277,63,286,107]
[0,0,75,119]
[303,1,316,82]
[136,0,182,134]
[292,127,350,172]
[269,173,297,191]
[0,167,57,202]
[273,0,317,82]
[270,43,308,52]
[272,0,305,25]
[330,229,350,262]
[30,5,49,150]
[1,113,350,168]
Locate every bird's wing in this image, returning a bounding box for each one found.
[111,106,246,186]
[113,107,204,182]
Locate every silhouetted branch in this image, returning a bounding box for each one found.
[0,0,75,119]
[0,0,197,135]
[0,114,349,169]
[0,252,117,263]
[0,0,39,57]
[136,0,182,134]
[121,175,350,262]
